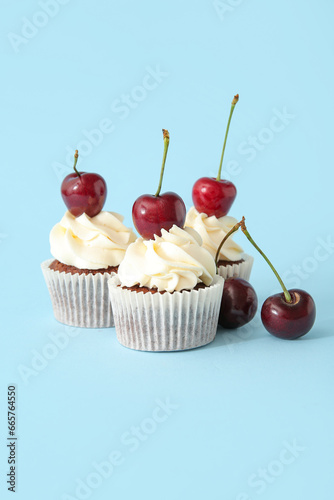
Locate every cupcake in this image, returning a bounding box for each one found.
[108,225,224,351]
[41,210,136,328]
[185,207,253,280]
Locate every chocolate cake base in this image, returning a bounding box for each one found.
[49,259,119,276]
[121,282,208,295]
[217,258,244,267]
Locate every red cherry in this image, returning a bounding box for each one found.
[132,192,186,240]
[192,94,239,217]
[61,151,107,218]
[192,176,236,218]
[261,289,316,340]
[238,218,316,340]
[132,130,186,239]
[219,278,258,329]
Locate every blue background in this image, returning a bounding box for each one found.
[1,1,333,499]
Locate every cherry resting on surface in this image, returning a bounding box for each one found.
[215,223,257,329]
[61,150,107,218]
[219,278,258,329]
[132,129,186,240]
[261,289,316,340]
[192,94,238,218]
[239,218,316,339]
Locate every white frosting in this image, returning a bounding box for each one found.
[50,211,136,269]
[185,207,244,261]
[118,225,216,292]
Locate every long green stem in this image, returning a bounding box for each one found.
[240,218,292,303]
[217,94,239,181]
[73,150,80,177]
[215,222,241,269]
[155,129,170,197]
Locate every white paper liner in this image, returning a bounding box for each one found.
[217,253,254,281]
[41,259,116,328]
[108,275,224,351]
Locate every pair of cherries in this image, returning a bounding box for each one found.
[133,96,239,239]
[60,95,315,340]
[216,219,316,340]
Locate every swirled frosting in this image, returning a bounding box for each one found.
[50,211,136,269]
[185,207,244,261]
[118,225,216,292]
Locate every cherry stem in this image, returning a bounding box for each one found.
[215,221,241,269]
[240,217,292,303]
[155,129,170,197]
[73,150,80,177]
[217,94,239,182]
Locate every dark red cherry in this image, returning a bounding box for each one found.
[132,129,186,239]
[61,150,107,218]
[261,289,316,340]
[219,278,258,329]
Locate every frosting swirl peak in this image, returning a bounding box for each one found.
[50,211,136,269]
[185,207,244,261]
[118,225,216,292]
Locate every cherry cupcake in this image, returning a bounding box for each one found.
[108,225,224,351]
[41,150,136,328]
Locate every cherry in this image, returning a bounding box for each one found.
[239,218,316,339]
[261,290,316,340]
[192,94,239,218]
[192,177,236,219]
[61,150,107,218]
[219,278,258,329]
[132,129,186,240]
[132,193,186,240]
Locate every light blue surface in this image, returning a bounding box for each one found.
[1,1,333,499]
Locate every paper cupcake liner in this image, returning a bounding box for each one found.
[108,275,224,351]
[217,253,254,281]
[41,259,116,328]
